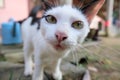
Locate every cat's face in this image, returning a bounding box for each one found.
[40,5,89,50]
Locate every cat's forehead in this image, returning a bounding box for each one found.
[44,5,86,20]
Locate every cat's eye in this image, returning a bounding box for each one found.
[45,15,57,24]
[72,21,83,29]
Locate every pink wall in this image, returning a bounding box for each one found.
[0,0,29,27]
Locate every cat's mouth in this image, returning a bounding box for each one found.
[54,44,66,50]
[47,40,71,50]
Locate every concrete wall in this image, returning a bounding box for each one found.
[0,0,29,28]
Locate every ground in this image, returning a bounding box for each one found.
[86,37,120,80]
[0,37,120,80]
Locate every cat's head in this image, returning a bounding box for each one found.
[39,0,105,51]
[40,5,89,50]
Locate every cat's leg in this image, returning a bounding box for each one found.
[32,64,44,80]
[32,51,44,80]
[83,70,91,80]
[23,42,33,76]
[53,58,62,80]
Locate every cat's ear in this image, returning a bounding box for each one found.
[81,0,105,24]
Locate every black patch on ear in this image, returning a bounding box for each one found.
[29,5,44,25]
[81,0,99,12]
[18,5,44,25]
[29,0,55,26]
[29,6,43,17]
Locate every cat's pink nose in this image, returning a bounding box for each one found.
[55,31,68,42]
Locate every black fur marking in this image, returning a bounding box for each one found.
[18,19,26,25]
[44,2,53,11]
[37,19,41,30]
[30,6,44,25]
[36,16,46,30]
[44,71,55,80]
[18,5,44,25]
[29,6,44,17]
[78,57,88,64]
[31,18,40,25]
[70,57,88,66]
[41,0,56,11]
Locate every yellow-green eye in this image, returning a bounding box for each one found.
[72,21,83,29]
[45,15,57,24]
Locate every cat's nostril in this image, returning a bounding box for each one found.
[55,34,59,39]
[62,36,67,41]
[55,32,68,42]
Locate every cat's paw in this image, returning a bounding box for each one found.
[24,62,34,76]
[24,68,33,76]
[53,71,62,80]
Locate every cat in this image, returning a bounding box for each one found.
[21,0,105,80]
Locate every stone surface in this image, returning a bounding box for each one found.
[0,61,23,69]
[4,52,24,63]
[0,61,88,80]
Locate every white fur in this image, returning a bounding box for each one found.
[21,5,89,80]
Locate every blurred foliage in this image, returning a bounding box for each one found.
[0,54,6,61]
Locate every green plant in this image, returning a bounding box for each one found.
[0,54,6,61]
[9,71,13,80]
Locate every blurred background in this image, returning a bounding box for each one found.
[0,0,120,80]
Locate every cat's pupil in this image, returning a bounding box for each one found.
[76,23,79,26]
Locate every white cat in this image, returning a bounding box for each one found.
[21,0,105,80]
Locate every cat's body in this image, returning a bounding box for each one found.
[22,5,89,80]
[22,0,105,80]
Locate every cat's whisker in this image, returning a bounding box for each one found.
[70,44,93,67]
[71,47,79,66]
[70,45,82,67]
[76,44,94,54]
